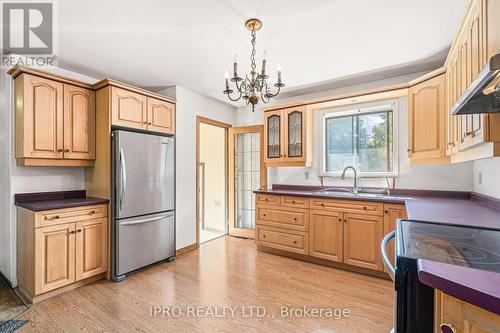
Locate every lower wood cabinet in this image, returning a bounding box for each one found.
[309,210,343,262]
[17,204,108,303]
[434,291,500,333]
[256,194,392,274]
[383,204,407,271]
[343,213,384,271]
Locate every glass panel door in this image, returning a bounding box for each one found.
[287,111,303,157]
[229,126,266,239]
[267,115,281,158]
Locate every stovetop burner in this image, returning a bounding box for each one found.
[399,220,500,273]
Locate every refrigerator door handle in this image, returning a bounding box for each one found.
[381,231,396,281]
[119,213,174,226]
[119,148,127,211]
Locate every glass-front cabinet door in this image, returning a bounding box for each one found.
[285,109,305,160]
[264,110,284,163]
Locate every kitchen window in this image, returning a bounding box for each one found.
[319,101,398,177]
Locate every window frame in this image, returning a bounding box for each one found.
[318,99,399,178]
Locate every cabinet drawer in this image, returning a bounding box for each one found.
[256,193,281,206]
[256,206,308,231]
[281,196,309,209]
[256,226,308,255]
[310,198,383,216]
[35,204,107,228]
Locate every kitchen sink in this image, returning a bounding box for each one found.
[320,191,385,199]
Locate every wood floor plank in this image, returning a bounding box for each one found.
[17,236,394,332]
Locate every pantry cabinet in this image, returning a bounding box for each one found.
[17,204,108,303]
[11,70,95,167]
[264,106,313,166]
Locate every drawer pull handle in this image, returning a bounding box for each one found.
[321,203,325,206]
[263,234,266,238]
[293,218,297,221]
[440,323,457,333]
[265,198,268,201]
[292,200,296,204]
[89,210,96,215]
[363,206,367,210]
[293,241,297,244]
[45,215,60,220]
[263,214,266,217]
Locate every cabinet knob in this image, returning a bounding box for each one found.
[407,149,412,152]
[263,214,266,217]
[440,323,457,333]
[363,206,367,210]
[64,149,70,153]
[293,218,297,221]
[57,149,63,152]
[293,241,297,244]
[76,229,82,233]
[292,200,296,204]
[321,203,325,206]
[265,198,268,201]
[344,219,347,223]
[263,234,266,238]
[384,210,388,214]
[338,218,342,222]
[69,230,76,234]
[46,215,60,220]
[143,121,148,124]
[148,122,152,125]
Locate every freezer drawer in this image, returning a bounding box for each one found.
[116,211,175,275]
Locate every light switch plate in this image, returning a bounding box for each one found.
[478,172,483,185]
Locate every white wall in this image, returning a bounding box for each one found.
[234,74,473,191]
[160,86,235,250]
[472,158,500,199]
[0,67,96,285]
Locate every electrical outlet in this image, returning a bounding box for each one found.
[478,172,483,185]
[305,171,310,180]
[214,200,221,207]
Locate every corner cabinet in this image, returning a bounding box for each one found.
[264,106,313,166]
[408,72,450,165]
[10,71,96,167]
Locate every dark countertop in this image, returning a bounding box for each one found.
[418,260,500,315]
[15,190,109,211]
[255,184,500,312]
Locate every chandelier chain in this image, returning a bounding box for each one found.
[250,30,256,72]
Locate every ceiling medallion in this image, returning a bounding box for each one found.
[223,18,284,112]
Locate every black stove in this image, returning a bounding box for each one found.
[389,220,500,333]
[400,221,500,272]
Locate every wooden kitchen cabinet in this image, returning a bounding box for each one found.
[75,218,107,281]
[147,97,175,134]
[63,84,96,160]
[383,204,407,272]
[264,106,313,166]
[111,86,148,130]
[17,204,108,303]
[343,213,384,271]
[408,72,449,164]
[434,291,500,333]
[34,222,76,294]
[11,68,96,167]
[309,210,343,262]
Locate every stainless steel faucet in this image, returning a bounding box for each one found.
[341,166,358,194]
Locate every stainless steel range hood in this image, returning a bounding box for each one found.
[451,53,500,115]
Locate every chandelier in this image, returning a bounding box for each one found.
[223,18,284,112]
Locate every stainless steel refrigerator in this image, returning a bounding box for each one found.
[112,130,175,281]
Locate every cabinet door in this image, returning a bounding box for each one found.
[408,74,446,160]
[264,110,284,163]
[343,213,383,271]
[146,97,175,134]
[18,74,64,159]
[63,84,95,160]
[382,205,406,272]
[436,291,500,333]
[284,108,306,162]
[35,223,75,295]
[309,210,343,262]
[75,218,107,281]
[111,87,147,129]
[484,0,500,60]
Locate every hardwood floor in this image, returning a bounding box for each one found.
[17,236,394,332]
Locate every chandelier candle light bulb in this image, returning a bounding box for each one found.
[223,18,285,112]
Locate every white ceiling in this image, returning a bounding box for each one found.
[56,0,470,104]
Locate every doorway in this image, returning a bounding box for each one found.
[196,116,231,244]
[228,126,266,238]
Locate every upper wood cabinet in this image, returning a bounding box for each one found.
[147,97,175,135]
[264,106,312,166]
[13,72,95,167]
[408,72,449,164]
[64,84,96,160]
[108,84,176,135]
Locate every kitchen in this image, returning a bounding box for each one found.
[0,0,499,332]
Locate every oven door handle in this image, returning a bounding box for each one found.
[381,231,396,281]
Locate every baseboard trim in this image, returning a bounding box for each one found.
[176,243,198,256]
